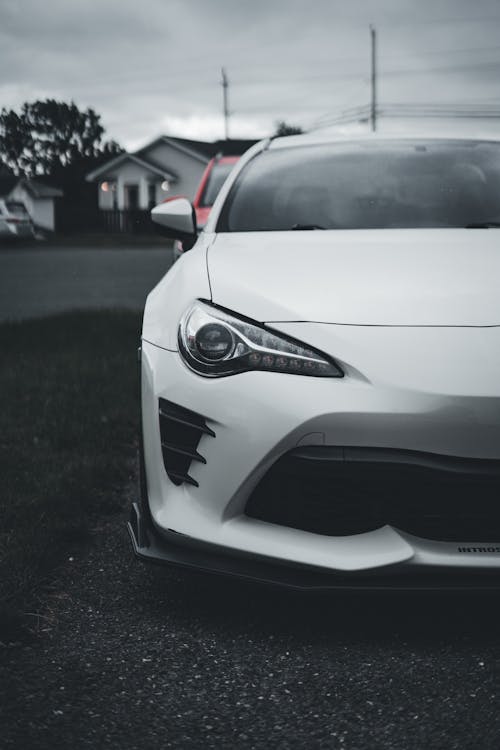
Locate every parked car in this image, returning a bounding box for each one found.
[130,132,500,589]
[0,199,35,239]
[172,154,239,260]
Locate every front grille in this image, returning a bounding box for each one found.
[245,446,500,542]
[158,398,215,487]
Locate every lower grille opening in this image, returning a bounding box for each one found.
[245,446,500,542]
[158,399,215,487]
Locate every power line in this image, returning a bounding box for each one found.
[312,101,500,130]
[382,59,500,77]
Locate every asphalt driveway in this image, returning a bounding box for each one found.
[0,243,173,321]
[2,498,500,750]
[3,239,500,749]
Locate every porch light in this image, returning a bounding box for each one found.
[161,180,170,192]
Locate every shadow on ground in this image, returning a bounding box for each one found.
[136,557,500,647]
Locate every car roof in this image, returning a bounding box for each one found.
[268,130,500,150]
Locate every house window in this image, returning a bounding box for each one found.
[148,183,157,208]
[124,184,139,210]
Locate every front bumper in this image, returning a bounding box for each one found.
[128,500,500,590]
[138,328,500,584]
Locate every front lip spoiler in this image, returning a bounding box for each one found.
[127,501,500,591]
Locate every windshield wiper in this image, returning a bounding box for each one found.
[465,221,500,228]
[290,223,326,230]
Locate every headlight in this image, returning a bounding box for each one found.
[178,301,343,378]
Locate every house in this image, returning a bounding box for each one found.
[85,136,257,231]
[9,178,63,231]
[0,170,63,231]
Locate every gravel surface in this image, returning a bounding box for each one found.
[2,499,500,749]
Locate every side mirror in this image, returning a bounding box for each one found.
[151,197,197,249]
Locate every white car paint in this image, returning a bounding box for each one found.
[138,132,500,584]
[0,199,35,239]
[206,229,500,326]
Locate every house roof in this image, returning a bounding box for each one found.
[136,135,258,160]
[0,173,18,197]
[136,135,213,163]
[0,174,63,199]
[211,139,259,156]
[85,152,177,182]
[86,135,259,183]
[19,178,63,198]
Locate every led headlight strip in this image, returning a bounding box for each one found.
[178,301,343,378]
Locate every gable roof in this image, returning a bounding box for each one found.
[0,173,18,197]
[135,135,213,162]
[85,135,259,183]
[85,152,177,182]
[18,178,63,198]
[0,174,63,199]
[211,139,259,156]
[136,135,258,161]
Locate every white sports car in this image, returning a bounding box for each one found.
[129,132,500,589]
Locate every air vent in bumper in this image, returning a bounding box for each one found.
[245,446,500,542]
[158,398,215,487]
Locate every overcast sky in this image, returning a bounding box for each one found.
[1,0,500,150]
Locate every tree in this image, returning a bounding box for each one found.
[0,99,122,177]
[273,120,304,137]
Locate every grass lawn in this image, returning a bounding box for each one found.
[0,310,142,630]
[0,233,172,249]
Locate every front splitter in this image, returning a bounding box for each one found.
[128,502,500,590]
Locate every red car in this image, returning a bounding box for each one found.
[192,154,239,229]
[173,154,239,259]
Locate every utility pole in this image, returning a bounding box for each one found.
[221,67,230,141]
[370,25,377,132]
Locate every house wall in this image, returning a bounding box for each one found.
[93,141,208,216]
[9,185,55,230]
[144,141,208,200]
[34,198,55,231]
[97,162,167,211]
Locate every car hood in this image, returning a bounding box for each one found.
[207,229,500,326]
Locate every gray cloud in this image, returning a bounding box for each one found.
[1,0,500,146]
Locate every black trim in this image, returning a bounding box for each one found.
[245,446,500,541]
[158,407,216,437]
[158,398,215,487]
[165,470,199,488]
[292,446,500,476]
[127,500,500,590]
[161,441,207,464]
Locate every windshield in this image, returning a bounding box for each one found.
[200,161,236,207]
[219,139,500,231]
